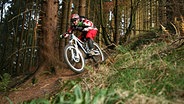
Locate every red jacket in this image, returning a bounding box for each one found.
[67,17,98,33]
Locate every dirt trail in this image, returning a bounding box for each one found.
[0,68,87,104]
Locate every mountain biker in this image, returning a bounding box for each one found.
[62,14,98,56]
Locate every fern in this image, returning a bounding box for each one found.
[0,73,11,91]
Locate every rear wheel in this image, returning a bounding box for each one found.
[64,45,85,73]
[91,42,104,63]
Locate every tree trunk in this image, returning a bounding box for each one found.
[72,0,79,13]
[124,0,140,43]
[38,0,60,75]
[114,0,120,45]
[100,0,111,45]
[59,0,69,61]
[86,0,91,18]
[158,0,167,24]
[79,0,86,16]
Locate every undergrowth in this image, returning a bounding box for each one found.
[21,32,184,104]
[108,37,184,103]
[0,73,11,91]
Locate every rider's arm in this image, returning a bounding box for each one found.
[61,26,74,38]
[82,19,94,27]
[67,26,74,34]
[82,19,97,31]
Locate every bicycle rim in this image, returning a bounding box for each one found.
[64,45,85,73]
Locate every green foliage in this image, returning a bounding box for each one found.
[108,67,184,98]
[115,45,130,54]
[5,96,13,104]
[50,84,121,104]
[24,98,50,104]
[23,83,121,104]
[109,40,184,100]
[0,73,11,91]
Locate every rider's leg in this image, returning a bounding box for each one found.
[86,38,95,56]
[87,38,94,50]
[86,30,97,55]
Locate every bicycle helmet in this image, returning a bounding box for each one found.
[71,14,79,22]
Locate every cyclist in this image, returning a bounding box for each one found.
[62,14,98,56]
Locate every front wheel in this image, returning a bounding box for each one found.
[91,42,104,63]
[64,44,85,73]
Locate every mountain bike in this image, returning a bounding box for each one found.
[62,33,104,73]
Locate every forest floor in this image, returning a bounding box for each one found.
[0,67,87,104]
[0,44,114,104]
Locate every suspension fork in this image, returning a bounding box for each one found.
[73,43,81,59]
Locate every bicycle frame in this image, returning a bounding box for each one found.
[68,33,89,55]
